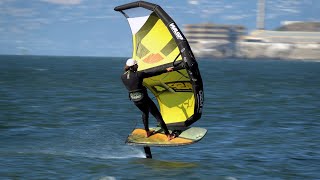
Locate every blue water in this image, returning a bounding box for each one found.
[1,55,319,179]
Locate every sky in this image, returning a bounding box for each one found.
[0,0,319,57]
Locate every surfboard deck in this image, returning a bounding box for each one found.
[126,127,207,147]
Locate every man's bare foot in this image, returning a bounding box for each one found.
[146,130,155,137]
[167,133,176,141]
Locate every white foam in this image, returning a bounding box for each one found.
[99,176,117,180]
[37,148,145,159]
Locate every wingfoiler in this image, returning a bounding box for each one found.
[114,1,206,158]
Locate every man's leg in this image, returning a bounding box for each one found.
[147,98,170,135]
[135,102,149,132]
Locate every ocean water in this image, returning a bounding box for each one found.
[0,55,319,179]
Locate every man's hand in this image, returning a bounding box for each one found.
[166,67,174,72]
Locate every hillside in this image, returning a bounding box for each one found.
[276,22,320,32]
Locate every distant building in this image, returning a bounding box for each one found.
[243,30,320,44]
[184,21,320,60]
[243,22,320,44]
[256,0,265,30]
[238,22,320,60]
[184,23,246,57]
[184,23,246,43]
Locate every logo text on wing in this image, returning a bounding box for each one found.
[169,23,184,40]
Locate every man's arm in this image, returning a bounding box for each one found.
[139,67,174,78]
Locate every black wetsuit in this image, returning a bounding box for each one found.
[121,69,170,135]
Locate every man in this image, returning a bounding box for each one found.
[121,58,175,140]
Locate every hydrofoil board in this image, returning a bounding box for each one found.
[126,127,207,147]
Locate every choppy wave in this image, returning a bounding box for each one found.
[1,55,319,179]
